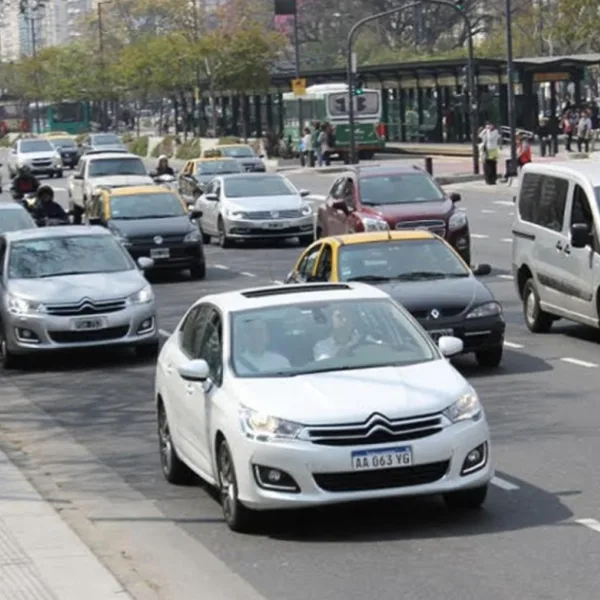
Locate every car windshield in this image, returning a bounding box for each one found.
[219,146,255,158]
[197,160,242,175]
[110,192,185,219]
[19,140,53,153]
[93,134,121,145]
[359,173,444,205]
[88,157,147,177]
[7,235,133,279]
[0,208,36,234]
[224,176,295,198]
[50,138,76,149]
[231,298,437,378]
[340,239,469,282]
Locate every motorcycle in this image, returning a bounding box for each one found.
[35,217,70,227]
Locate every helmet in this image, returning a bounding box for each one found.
[19,164,31,174]
[37,184,54,201]
[158,154,168,164]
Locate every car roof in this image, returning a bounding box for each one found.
[3,225,110,242]
[219,172,283,180]
[195,157,238,162]
[338,164,428,178]
[109,185,173,196]
[522,160,600,184]
[85,151,138,159]
[199,282,390,314]
[323,230,436,246]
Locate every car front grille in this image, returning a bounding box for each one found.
[45,298,127,316]
[395,219,446,237]
[313,461,450,492]
[246,209,303,220]
[128,234,183,245]
[31,159,52,167]
[49,325,129,343]
[306,413,444,447]
[410,306,467,319]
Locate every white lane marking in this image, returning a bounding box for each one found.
[272,280,283,284]
[481,209,496,214]
[159,329,171,338]
[241,271,256,277]
[560,357,598,368]
[213,264,229,269]
[494,200,514,206]
[497,274,514,280]
[500,238,512,242]
[471,233,489,239]
[576,518,600,534]
[504,341,524,349]
[491,476,519,491]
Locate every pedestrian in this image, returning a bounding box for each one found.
[517,133,532,169]
[479,121,500,185]
[317,123,329,167]
[301,127,312,167]
[537,118,550,157]
[325,123,335,166]
[311,121,320,167]
[562,110,574,151]
[576,109,592,153]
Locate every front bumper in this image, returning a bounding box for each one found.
[224,216,314,239]
[26,164,62,175]
[419,315,505,353]
[126,242,205,270]
[3,303,157,355]
[231,418,492,510]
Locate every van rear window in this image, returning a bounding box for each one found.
[519,173,568,232]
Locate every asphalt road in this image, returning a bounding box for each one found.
[1,165,600,600]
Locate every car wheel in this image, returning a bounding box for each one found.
[189,262,206,280]
[475,345,503,368]
[0,327,20,370]
[201,228,211,244]
[72,204,84,225]
[135,340,159,359]
[56,170,63,178]
[444,484,488,511]
[217,438,255,532]
[523,278,553,333]
[298,234,314,246]
[218,218,232,249]
[157,402,194,484]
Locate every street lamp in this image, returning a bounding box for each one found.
[97,0,113,132]
[505,0,517,176]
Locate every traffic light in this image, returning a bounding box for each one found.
[455,0,465,10]
[352,76,364,96]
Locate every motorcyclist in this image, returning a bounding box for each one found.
[11,165,40,198]
[155,155,175,176]
[31,185,68,223]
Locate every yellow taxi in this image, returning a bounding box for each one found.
[285,230,505,368]
[86,185,206,278]
[178,156,244,199]
[213,143,265,172]
[40,131,72,139]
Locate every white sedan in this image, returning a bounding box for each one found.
[155,282,493,532]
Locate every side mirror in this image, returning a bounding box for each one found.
[284,271,295,284]
[189,209,203,219]
[137,256,154,270]
[472,263,492,276]
[178,358,210,382]
[450,192,461,203]
[438,336,463,357]
[332,199,348,213]
[299,189,310,197]
[204,193,218,201]
[570,223,591,248]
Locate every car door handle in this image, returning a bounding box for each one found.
[555,241,563,251]
[185,384,194,394]
[563,244,571,255]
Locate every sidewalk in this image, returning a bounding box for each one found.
[0,448,132,600]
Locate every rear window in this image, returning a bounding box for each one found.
[359,173,444,205]
[519,173,568,232]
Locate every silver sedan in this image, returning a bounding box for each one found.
[0,226,159,368]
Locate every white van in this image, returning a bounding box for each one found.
[512,161,600,333]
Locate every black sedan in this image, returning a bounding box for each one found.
[48,137,81,168]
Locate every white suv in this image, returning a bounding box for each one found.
[512,161,600,333]
[67,151,153,223]
[8,138,63,178]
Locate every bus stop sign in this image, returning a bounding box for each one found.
[291,78,306,96]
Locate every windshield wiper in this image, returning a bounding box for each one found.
[394,271,463,280]
[38,270,87,278]
[347,275,390,282]
[134,214,178,219]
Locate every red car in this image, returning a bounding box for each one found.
[316,165,471,264]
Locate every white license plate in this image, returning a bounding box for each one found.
[72,317,106,331]
[150,248,170,258]
[351,446,413,471]
[429,328,453,341]
[263,222,288,230]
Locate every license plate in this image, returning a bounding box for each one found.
[72,317,105,331]
[263,222,288,230]
[429,328,453,341]
[351,446,413,471]
[150,248,170,258]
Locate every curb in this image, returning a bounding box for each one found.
[381,146,472,158]
[435,173,482,185]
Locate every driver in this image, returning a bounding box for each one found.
[313,307,360,360]
[11,165,40,196]
[155,154,175,176]
[235,320,290,374]
[32,185,68,222]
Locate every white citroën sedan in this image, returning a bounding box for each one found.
[154,282,493,532]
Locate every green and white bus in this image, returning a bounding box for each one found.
[282,83,385,159]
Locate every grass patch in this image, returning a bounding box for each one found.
[175,138,201,160]
[0,136,13,147]
[128,136,149,156]
[151,135,176,158]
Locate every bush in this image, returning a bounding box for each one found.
[128,136,149,157]
[0,136,13,147]
[175,138,201,160]
[217,136,241,144]
[151,134,176,158]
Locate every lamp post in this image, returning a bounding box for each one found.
[347,0,479,173]
[505,0,517,176]
[97,0,112,132]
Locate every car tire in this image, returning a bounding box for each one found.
[316,225,323,239]
[523,278,553,333]
[475,345,503,368]
[135,340,160,359]
[0,327,20,370]
[56,170,63,178]
[444,484,488,511]
[298,234,314,246]
[72,204,84,225]
[201,229,211,244]
[189,262,206,280]
[218,218,232,248]
[216,438,255,533]
[157,402,194,484]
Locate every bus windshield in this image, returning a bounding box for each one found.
[51,103,84,123]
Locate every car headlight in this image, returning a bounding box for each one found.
[184,229,201,242]
[239,406,304,441]
[449,210,468,231]
[225,208,247,219]
[362,217,388,231]
[6,294,45,315]
[443,391,482,423]
[466,301,502,319]
[127,285,153,304]
[301,203,312,216]
[54,154,62,166]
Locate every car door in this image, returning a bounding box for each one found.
[85,189,103,223]
[287,243,322,283]
[563,182,600,322]
[328,178,354,235]
[314,242,334,281]
[197,179,219,235]
[322,178,344,236]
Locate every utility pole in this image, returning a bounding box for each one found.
[192,0,201,137]
[505,0,518,176]
[97,1,112,132]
